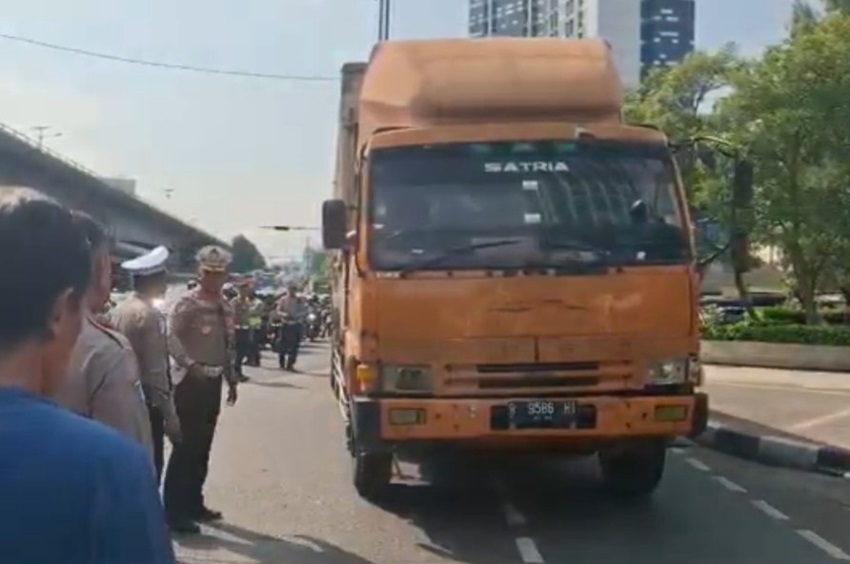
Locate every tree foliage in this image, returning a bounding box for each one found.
[230,234,267,273]
[630,2,850,322]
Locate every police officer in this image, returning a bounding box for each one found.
[54,212,154,462]
[163,245,239,534]
[229,279,255,381]
[247,288,264,366]
[275,284,307,371]
[111,245,181,482]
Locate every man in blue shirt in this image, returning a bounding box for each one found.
[0,188,175,563]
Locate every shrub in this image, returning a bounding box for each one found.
[759,306,850,326]
[702,321,850,346]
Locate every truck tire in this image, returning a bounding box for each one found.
[352,450,393,501]
[598,441,666,498]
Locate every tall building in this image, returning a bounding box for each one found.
[468,0,695,85]
[469,0,552,38]
[640,0,695,78]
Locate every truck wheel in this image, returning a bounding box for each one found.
[352,450,393,501]
[598,441,666,498]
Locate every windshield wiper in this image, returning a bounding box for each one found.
[539,236,612,259]
[398,239,524,277]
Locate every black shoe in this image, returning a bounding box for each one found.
[238,374,250,383]
[193,506,223,522]
[168,516,201,534]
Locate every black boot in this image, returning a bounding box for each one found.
[168,515,201,534]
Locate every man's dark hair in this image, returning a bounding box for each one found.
[0,188,91,349]
[71,211,113,253]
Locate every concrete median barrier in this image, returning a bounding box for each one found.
[700,340,850,372]
[694,419,850,477]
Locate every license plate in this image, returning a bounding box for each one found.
[508,400,578,428]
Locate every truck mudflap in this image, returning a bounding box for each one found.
[690,392,709,438]
[351,394,708,446]
[350,398,385,452]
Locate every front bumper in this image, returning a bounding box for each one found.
[351,393,708,450]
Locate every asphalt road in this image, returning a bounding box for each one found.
[174,343,850,563]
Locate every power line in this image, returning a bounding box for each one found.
[0,32,338,82]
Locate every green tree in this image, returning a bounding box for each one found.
[230,234,267,273]
[624,46,740,209]
[717,12,850,322]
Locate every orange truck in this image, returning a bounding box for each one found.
[322,37,725,501]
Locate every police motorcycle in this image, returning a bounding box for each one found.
[305,304,323,342]
[305,310,321,341]
[275,310,303,370]
[254,293,277,350]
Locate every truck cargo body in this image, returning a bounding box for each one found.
[325,38,707,500]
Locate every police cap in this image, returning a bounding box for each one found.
[196,245,232,273]
[121,245,169,277]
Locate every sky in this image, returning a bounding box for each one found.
[0,0,800,259]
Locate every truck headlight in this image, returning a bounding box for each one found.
[647,358,689,385]
[380,365,433,393]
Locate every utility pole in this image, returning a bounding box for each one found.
[378,0,391,42]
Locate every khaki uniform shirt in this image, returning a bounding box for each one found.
[54,315,154,459]
[168,290,237,387]
[110,293,178,429]
[230,296,253,328]
[276,296,307,322]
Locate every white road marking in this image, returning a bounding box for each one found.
[751,499,789,520]
[685,457,711,472]
[713,476,747,493]
[502,500,527,527]
[712,381,850,398]
[669,447,686,455]
[796,530,850,560]
[789,407,850,431]
[515,537,545,563]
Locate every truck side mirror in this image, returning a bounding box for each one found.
[322,199,348,250]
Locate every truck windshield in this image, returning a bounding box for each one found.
[367,139,689,272]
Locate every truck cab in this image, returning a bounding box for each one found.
[324,37,711,501]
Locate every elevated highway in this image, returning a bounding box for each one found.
[0,122,228,269]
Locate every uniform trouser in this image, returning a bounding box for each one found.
[278,323,302,368]
[147,404,165,483]
[234,329,252,375]
[163,374,222,519]
[248,328,261,365]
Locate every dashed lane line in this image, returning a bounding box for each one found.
[796,530,850,561]
[713,475,747,493]
[515,537,545,564]
[751,499,790,520]
[685,457,711,472]
[502,500,528,527]
[687,453,849,559]
[492,476,544,563]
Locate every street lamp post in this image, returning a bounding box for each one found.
[377,0,391,42]
[31,125,62,149]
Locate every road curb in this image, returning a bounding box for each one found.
[693,419,850,477]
